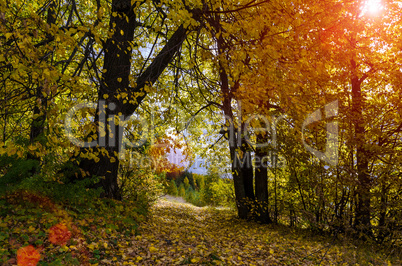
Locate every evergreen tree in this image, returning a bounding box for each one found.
[178,183,186,198]
[167,179,178,196]
[183,177,190,190]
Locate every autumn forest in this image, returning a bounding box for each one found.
[1,0,402,265]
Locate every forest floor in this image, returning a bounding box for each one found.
[1,192,401,265]
[128,198,400,265]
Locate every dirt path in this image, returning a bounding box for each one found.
[159,195,188,204]
[120,199,395,265]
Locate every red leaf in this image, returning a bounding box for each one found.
[48,223,72,246]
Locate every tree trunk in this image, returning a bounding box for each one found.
[240,145,255,201]
[351,58,371,233]
[254,132,271,223]
[219,67,249,219]
[29,85,47,147]
[230,146,249,219]
[76,0,188,199]
[377,177,388,241]
[28,1,56,173]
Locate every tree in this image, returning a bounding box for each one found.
[167,179,178,196]
[74,0,197,199]
[0,0,96,178]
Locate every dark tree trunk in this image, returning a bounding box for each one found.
[230,146,249,219]
[29,85,47,145]
[212,9,251,219]
[254,133,271,224]
[377,178,388,241]
[76,0,188,199]
[351,58,371,233]
[235,145,255,219]
[78,0,137,199]
[219,66,249,219]
[28,1,56,173]
[240,148,255,201]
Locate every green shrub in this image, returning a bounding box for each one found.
[209,178,234,207]
[0,154,40,195]
[200,174,218,205]
[118,153,165,211]
[18,171,103,206]
[183,187,204,206]
[201,174,234,207]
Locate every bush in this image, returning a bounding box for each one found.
[0,154,39,195]
[202,174,234,207]
[0,152,104,206]
[18,171,103,206]
[118,151,166,211]
[170,172,234,208]
[185,188,204,207]
[119,170,164,211]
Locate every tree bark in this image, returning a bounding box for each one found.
[254,132,271,223]
[77,0,188,199]
[351,58,371,233]
[28,1,56,173]
[219,67,249,219]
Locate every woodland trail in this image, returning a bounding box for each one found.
[124,198,394,265]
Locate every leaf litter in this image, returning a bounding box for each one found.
[125,199,399,265]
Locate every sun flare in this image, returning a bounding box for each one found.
[363,0,383,15]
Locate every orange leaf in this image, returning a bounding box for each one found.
[17,245,40,266]
[48,223,72,246]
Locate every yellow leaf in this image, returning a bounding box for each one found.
[117,77,122,82]
[103,94,109,99]
[28,145,36,151]
[149,246,158,252]
[16,150,23,158]
[59,246,69,252]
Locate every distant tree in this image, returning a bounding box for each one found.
[167,179,178,196]
[178,183,186,198]
[183,177,190,190]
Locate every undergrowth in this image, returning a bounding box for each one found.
[0,188,147,265]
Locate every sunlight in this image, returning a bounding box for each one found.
[361,0,384,16]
